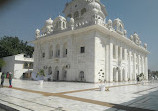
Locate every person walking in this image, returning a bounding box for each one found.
[1,73,5,87]
[9,72,13,88]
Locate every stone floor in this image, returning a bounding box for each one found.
[0,79,158,111]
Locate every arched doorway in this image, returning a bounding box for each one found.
[62,67,67,81]
[79,71,84,82]
[113,68,116,82]
[54,66,60,81]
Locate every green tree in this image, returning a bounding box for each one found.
[0,58,6,71]
[0,36,34,58]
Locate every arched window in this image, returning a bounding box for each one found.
[29,63,33,69]
[63,43,68,57]
[62,67,67,80]
[24,62,28,69]
[49,45,53,59]
[63,22,66,28]
[48,66,52,75]
[81,8,86,16]
[74,11,79,19]
[56,44,60,57]
[79,71,84,81]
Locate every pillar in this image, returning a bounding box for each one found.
[109,43,113,82]
[129,51,132,80]
[138,55,140,75]
[115,45,118,60]
[105,45,109,82]
[124,49,128,81]
[133,53,136,80]
[145,56,148,80]
[120,47,122,60]
[115,45,118,82]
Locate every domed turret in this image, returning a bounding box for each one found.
[46,18,53,26]
[107,19,112,29]
[54,15,67,31]
[35,29,40,38]
[70,17,74,25]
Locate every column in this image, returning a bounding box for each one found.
[109,43,113,82]
[115,45,118,82]
[129,51,132,80]
[142,57,145,74]
[105,45,109,82]
[120,47,122,60]
[145,56,148,80]
[124,49,128,81]
[138,55,140,75]
[133,53,136,80]
[115,45,118,60]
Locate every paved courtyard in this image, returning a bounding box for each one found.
[0,79,158,111]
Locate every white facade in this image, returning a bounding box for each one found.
[33,0,149,83]
[1,54,34,79]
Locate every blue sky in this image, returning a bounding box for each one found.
[0,0,158,71]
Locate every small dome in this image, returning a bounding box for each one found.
[46,18,53,26]
[36,29,40,32]
[108,19,112,24]
[114,18,121,23]
[70,17,74,24]
[88,1,101,11]
[133,33,140,40]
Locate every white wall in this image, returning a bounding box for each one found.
[2,56,15,75]
[2,54,33,79]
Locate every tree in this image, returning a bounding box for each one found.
[0,36,34,58]
[0,58,6,71]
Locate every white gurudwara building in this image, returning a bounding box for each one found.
[32,0,149,83]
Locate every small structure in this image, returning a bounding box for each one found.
[1,54,34,79]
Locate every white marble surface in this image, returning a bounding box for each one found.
[0,79,158,111]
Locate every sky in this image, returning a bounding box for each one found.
[0,0,158,71]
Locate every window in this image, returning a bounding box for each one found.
[63,22,65,28]
[49,45,53,59]
[29,63,33,69]
[42,53,45,58]
[66,49,67,55]
[80,47,85,53]
[24,62,28,69]
[81,8,86,15]
[56,44,60,57]
[74,11,79,19]
[57,50,60,57]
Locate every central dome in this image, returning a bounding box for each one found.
[88,1,101,11]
